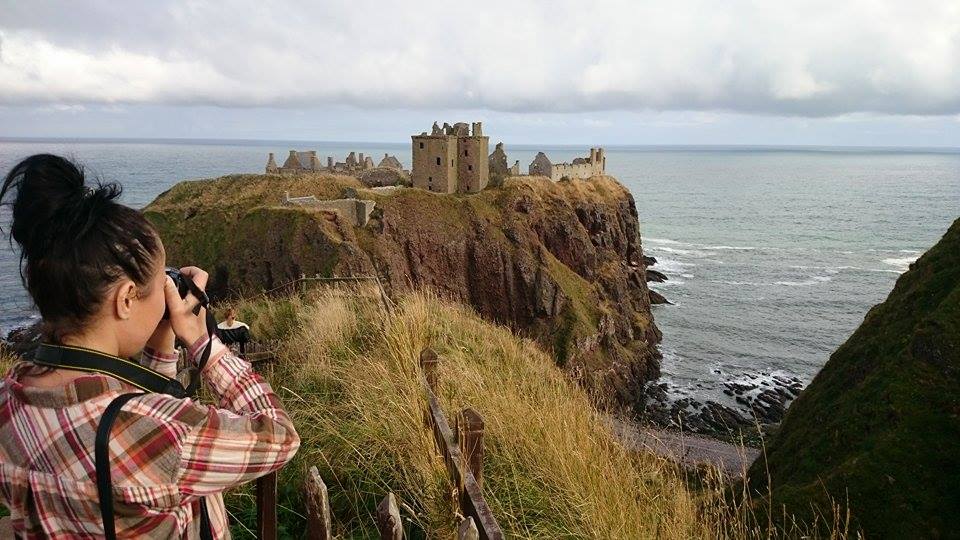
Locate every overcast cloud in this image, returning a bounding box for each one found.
[0,0,960,145]
[0,1,959,144]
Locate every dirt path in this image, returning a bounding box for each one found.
[609,418,761,477]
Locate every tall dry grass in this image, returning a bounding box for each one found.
[222,288,852,539]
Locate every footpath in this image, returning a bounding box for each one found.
[610,418,760,477]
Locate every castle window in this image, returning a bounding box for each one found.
[419,142,424,149]
[468,165,473,171]
[436,157,441,166]
[464,149,469,157]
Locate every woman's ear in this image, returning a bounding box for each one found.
[114,280,138,320]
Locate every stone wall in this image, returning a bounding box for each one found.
[529,148,606,181]
[283,194,376,227]
[457,136,489,193]
[412,135,458,193]
[550,162,595,181]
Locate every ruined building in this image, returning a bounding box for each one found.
[266,150,404,176]
[411,122,489,193]
[282,191,376,227]
[528,148,606,181]
[266,150,324,174]
[488,142,509,185]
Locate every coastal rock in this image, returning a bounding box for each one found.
[649,290,672,305]
[3,322,42,358]
[641,373,805,435]
[646,269,668,283]
[145,173,663,414]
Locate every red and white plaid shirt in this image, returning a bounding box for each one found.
[0,334,300,538]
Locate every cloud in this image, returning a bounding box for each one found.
[0,0,958,117]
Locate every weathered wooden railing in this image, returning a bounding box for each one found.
[419,348,504,540]
[248,344,500,539]
[301,466,480,540]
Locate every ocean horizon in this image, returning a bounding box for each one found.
[3,136,960,154]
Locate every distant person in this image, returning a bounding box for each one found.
[216,307,252,355]
[0,154,299,538]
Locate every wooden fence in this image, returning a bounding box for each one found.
[252,347,503,539]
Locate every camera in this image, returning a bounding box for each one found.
[163,267,209,319]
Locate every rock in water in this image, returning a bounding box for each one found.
[748,218,960,537]
[646,269,668,283]
[144,173,663,414]
[648,290,672,305]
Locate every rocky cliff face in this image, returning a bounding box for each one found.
[748,217,960,537]
[145,173,662,412]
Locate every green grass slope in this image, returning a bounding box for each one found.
[748,218,960,537]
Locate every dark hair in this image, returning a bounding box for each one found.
[1,154,163,342]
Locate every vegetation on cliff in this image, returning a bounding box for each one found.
[217,288,844,538]
[144,173,661,414]
[748,218,960,537]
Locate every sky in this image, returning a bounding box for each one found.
[1,0,959,146]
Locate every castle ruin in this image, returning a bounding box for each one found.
[411,122,489,193]
[266,150,404,176]
[528,148,606,181]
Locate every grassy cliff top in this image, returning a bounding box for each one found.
[145,172,363,216]
[749,217,960,536]
[145,172,633,215]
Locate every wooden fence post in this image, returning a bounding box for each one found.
[305,466,332,540]
[459,408,485,489]
[457,516,479,540]
[419,348,439,394]
[376,493,403,540]
[256,471,278,540]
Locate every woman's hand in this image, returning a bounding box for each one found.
[163,266,210,348]
[145,319,175,354]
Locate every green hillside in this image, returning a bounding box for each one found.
[748,218,960,537]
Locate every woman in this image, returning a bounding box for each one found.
[0,154,300,538]
[216,308,251,355]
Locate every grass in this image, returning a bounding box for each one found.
[218,286,848,539]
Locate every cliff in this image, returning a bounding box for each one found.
[748,218,960,536]
[144,173,662,412]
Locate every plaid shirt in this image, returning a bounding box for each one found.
[0,335,300,538]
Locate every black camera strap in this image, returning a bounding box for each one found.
[34,310,218,539]
[33,344,188,397]
[32,311,218,397]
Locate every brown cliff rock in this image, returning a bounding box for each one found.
[144,173,662,413]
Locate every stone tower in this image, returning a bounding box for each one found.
[412,121,489,193]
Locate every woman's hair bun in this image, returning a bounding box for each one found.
[1,154,121,258]
[1,154,162,341]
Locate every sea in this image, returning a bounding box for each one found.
[1,139,958,408]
